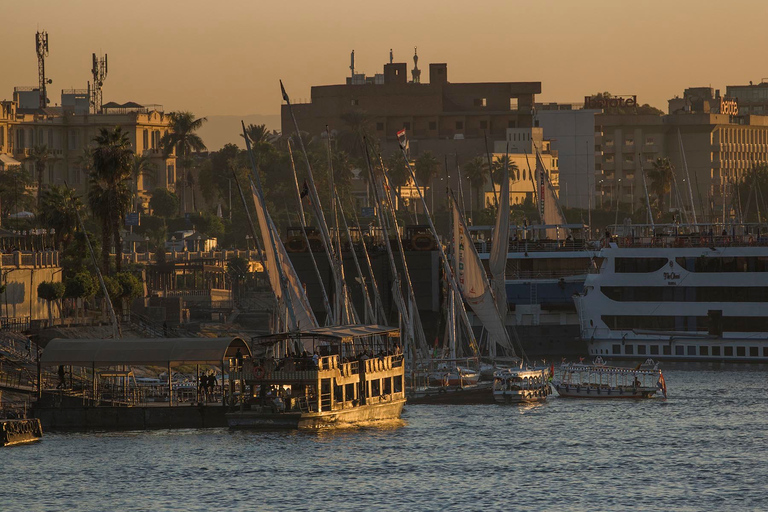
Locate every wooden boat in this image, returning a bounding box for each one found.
[2,419,43,447]
[552,357,666,399]
[226,325,406,429]
[492,367,552,404]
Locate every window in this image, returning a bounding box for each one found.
[650,345,659,355]
[510,98,518,110]
[764,347,768,357]
[700,346,709,356]
[663,345,671,355]
[625,137,634,145]
[687,346,696,356]
[712,346,721,356]
[376,122,384,131]
[614,258,668,273]
[724,346,733,356]
[637,345,646,355]
[676,256,768,273]
[625,344,633,355]
[612,344,621,355]
[750,347,758,357]
[167,164,175,184]
[143,129,149,150]
[479,120,487,130]
[645,137,655,145]
[675,346,684,356]
[737,346,746,357]
[429,121,436,130]
[605,139,614,147]
[455,121,463,130]
[474,98,487,107]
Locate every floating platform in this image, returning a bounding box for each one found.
[2,419,43,446]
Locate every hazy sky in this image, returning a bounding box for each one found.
[4,0,768,119]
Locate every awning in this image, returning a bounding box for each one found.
[0,154,21,166]
[256,324,400,345]
[40,337,251,367]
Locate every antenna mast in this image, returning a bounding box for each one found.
[35,31,51,109]
[90,53,108,113]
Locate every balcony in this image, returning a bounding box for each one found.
[621,143,636,153]
[642,144,659,153]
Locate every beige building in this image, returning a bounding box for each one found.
[1,89,176,208]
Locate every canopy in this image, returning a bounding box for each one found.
[0,154,21,166]
[256,325,400,345]
[41,337,251,367]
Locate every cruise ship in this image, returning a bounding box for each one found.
[576,223,768,362]
[473,223,598,358]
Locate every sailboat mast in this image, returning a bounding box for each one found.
[337,196,375,323]
[351,206,388,323]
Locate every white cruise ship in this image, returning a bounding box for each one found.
[576,224,768,362]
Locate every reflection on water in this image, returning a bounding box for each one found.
[2,368,768,511]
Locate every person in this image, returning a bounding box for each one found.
[235,348,243,370]
[208,371,217,396]
[633,376,641,388]
[312,349,320,368]
[198,373,207,402]
[56,365,66,389]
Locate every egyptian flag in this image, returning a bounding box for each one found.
[657,372,667,398]
[299,180,309,199]
[397,128,407,150]
[279,80,290,102]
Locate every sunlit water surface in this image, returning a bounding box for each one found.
[2,367,767,511]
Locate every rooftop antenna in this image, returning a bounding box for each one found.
[90,52,108,113]
[389,48,393,64]
[350,50,355,80]
[35,31,51,109]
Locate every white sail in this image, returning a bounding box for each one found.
[451,193,515,357]
[536,151,568,238]
[250,180,318,331]
[489,161,509,318]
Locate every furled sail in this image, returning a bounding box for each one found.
[536,151,568,239]
[250,179,318,331]
[489,161,509,318]
[451,193,515,358]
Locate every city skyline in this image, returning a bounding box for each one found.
[4,0,768,118]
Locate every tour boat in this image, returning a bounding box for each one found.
[576,223,768,362]
[492,366,553,404]
[552,357,666,399]
[226,325,406,429]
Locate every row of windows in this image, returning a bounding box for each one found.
[614,257,668,273]
[604,344,767,358]
[601,286,768,303]
[675,256,768,273]
[601,315,768,333]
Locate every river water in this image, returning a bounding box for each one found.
[2,367,767,511]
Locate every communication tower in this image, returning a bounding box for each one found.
[90,53,108,113]
[35,31,52,109]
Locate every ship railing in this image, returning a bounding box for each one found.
[364,355,402,373]
[507,269,588,280]
[475,240,593,254]
[319,392,332,412]
[611,235,768,249]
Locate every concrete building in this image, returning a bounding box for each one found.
[282,57,540,163]
[1,88,176,208]
[726,80,768,116]
[536,103,600,209]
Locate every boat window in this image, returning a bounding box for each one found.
[371,379,381,396]
[393,375,403,394]
[612,344,621,355]
[345,383,355,401]
[650,345,659,355]
[737,346,746,357]
[625,344,634,355]
[763,347,768,357]
[712,346,721,356]
[601,315,768,332]
[663,345,671,355]
[614,257,668,273]
[750,347,758,357]
[675,256,768,272]
[700,346,709,356]
[601,286,768,302]
[724,346,734,356]
[687,346,696,356]
[675,346,684,355]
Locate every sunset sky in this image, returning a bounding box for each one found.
[4,0,768,119]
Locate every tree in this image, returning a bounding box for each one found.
[64,272,98,321]
[130,155,156,213]
[386,151,410,190]
[27,145,49,208]
[149,188,180,219]
[37,281,65,324]
[88,127,133,273]
[647,157,674,220]
[0,165,34,218]
[38,185,83,247]
[463,157,488,212]
[414,151,440,188]
[491,155,518,185]
[160,112,207,214]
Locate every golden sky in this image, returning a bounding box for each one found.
[4,0,768,118]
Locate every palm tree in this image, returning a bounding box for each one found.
[39,185,83,247]
[130,155,155,213]
[28,145,50,208]
[463,157,487,212]
[160,112,207,214]
[648,157,674,220]
[241,123,270,145]
[88,127,133,272]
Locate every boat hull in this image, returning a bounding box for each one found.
[407,383,493,404]
[553,384,658,399]
[493,387,552,404]
[226,398,405,429]
[2,419,43,447]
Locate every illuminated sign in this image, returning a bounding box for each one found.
[719,98,739,116]
[584,95,637,110]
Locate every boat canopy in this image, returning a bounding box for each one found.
[40,337,251,367]
[255,324,400,346]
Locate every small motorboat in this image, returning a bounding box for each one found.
[492,367,552,404]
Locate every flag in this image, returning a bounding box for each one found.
[549,362,554,382]
[397,128,407,149]
[279,80,289,102]
[299,180,309,199]
[657,372,667,398]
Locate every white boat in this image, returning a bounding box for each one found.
[576,223,768,362]
[492,366,552,404]
[552,357,666,399]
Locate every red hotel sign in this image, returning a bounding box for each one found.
[584,95,637,110]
